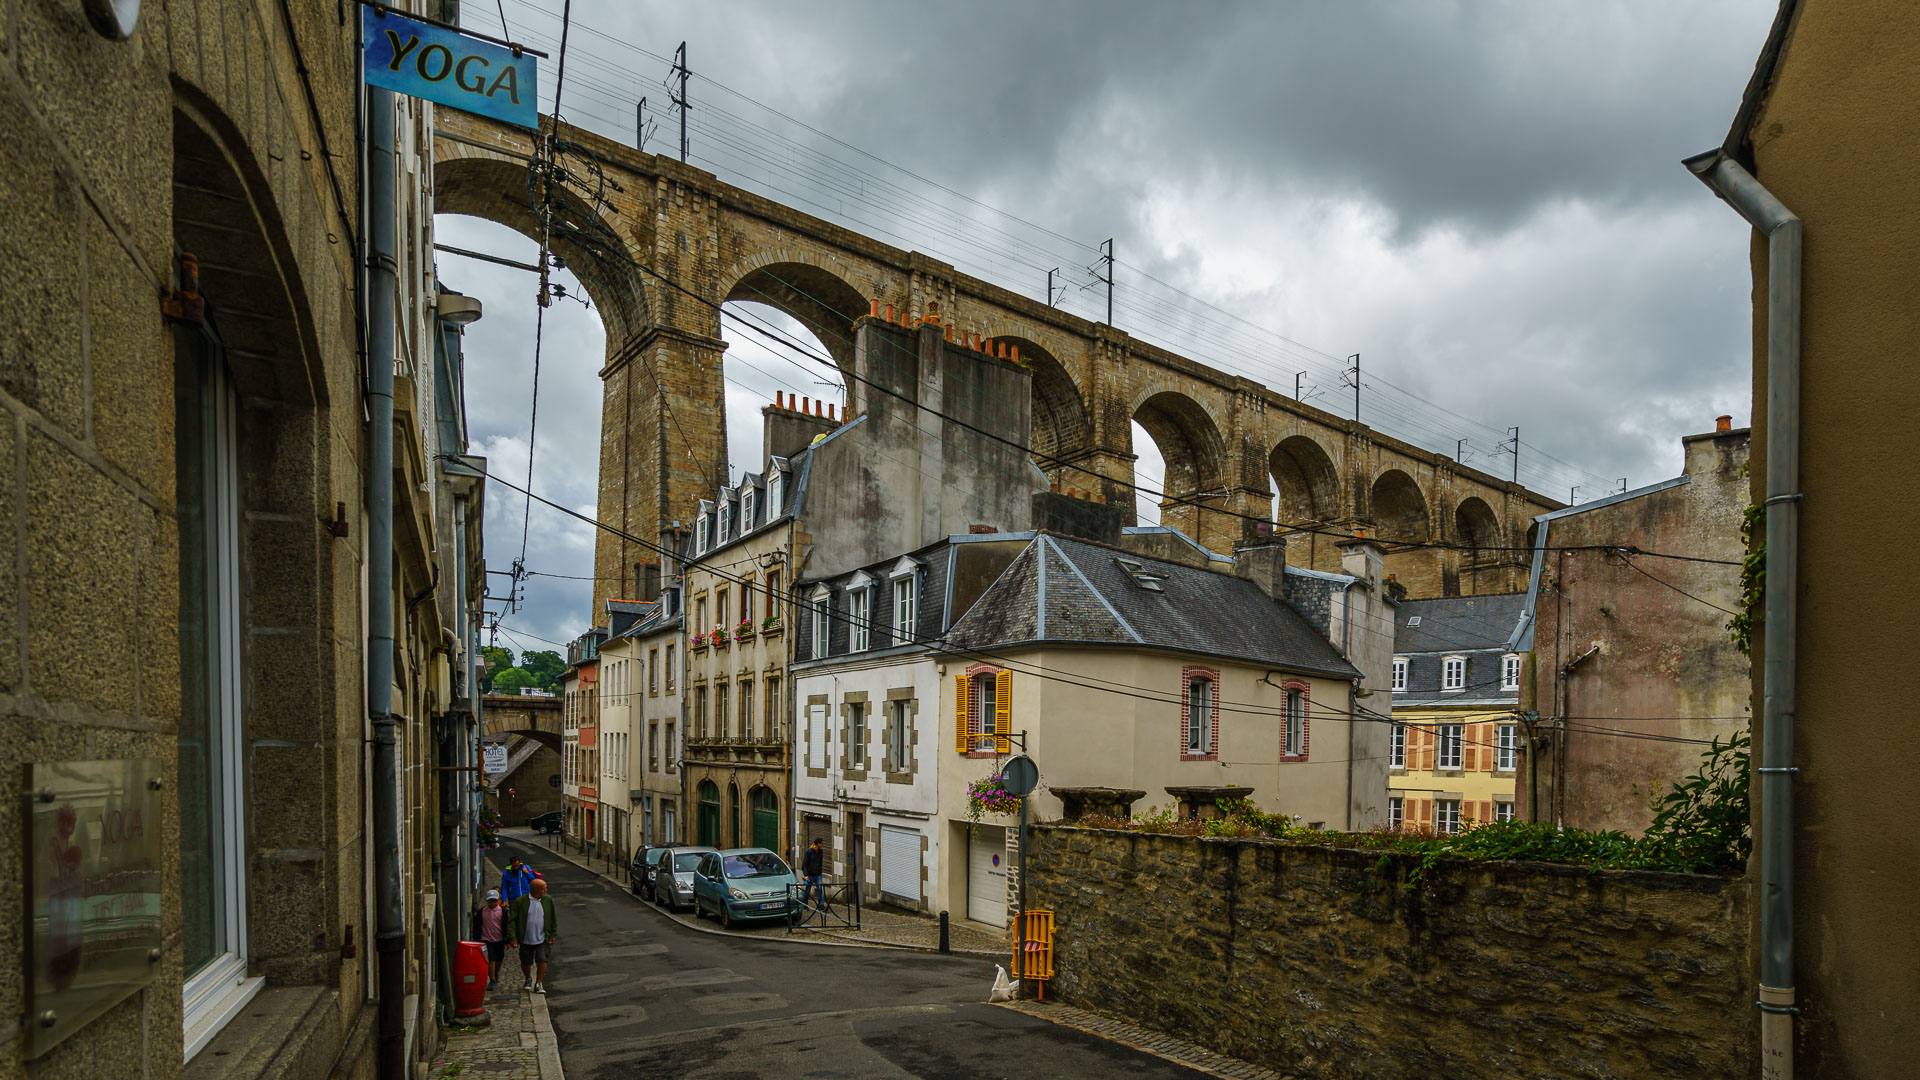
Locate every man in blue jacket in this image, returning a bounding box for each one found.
[501,858,535,903]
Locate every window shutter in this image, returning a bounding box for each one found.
[1465,729,1479,771]
[1419,729,1435,772]
[1477,724,1492,770]
[1479,800,1493,823]
[994,670,1013,754]
[954,674,970,753]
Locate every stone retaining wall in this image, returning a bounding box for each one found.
[1025,826,1752,1080]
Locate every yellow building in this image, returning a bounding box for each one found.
[1387,594,1526,832]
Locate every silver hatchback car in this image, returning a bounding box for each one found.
[655,846,716,912]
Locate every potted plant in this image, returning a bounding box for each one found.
[761,613,782,634]
[476,805,502,849]
[709,627,728,649]
[966,771,1024,822]
[733,617,754,642]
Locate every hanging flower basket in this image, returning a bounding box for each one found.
[477,805,503,849]
[967,771,1024,822]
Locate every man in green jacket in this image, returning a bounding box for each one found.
[507,877,559,993]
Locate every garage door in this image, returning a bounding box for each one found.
[879,825,921,903]
[967,826,1007,927]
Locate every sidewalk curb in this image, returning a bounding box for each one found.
[529,992,564,1080]
[504,832,1009,959]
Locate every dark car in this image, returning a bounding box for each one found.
[629,843,681,898]
[529,810,563,835]
[692,848,799,929]
[655,846,716,912]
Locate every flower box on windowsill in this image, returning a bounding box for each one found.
[760,616,782,637]
[691,637,708,652]
[733,622,755,643]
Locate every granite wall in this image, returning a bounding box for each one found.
[1026,825,1752,1080]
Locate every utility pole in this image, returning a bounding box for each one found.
[1508,426,1521,485]
[1347,354,1361,423]
[1457,438,1467,463]
[636,96,656,153]
[1096,239,1114,325]
[1295,370,1307,401]
[1046,267,1060,307]
[668,42,690,163]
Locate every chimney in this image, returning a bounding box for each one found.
[1337,536,1386,593]
[1031,489,1123,546]
[1233,539,1288,601]
[640,561,662,602]
[1716,414,1732,433]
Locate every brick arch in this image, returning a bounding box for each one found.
[719,254,874,375]
[1130,389,1230,495]
[1269,434,1344,526]
[1454,496,1502,549]
[432,152,653,349]
[1369,468,1431,544]
[990,335,1089,463]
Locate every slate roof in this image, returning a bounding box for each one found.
[943,533,1360,679]
[1394,593,1527,654]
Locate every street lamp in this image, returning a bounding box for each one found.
[437,290,484,326]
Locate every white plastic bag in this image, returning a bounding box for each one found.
[989,964,1016,1003]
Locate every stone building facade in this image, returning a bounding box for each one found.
[0,3,488,1077]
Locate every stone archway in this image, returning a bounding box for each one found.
[1132,390,1230,542]
[1370,469,1431,544]
[1270,435,1343,526]
[722,258,871,377]
[995,335,1089,467]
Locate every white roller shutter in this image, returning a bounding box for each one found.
[879,825,921,902]
[967,826,1007,927]
[807,704,828,769]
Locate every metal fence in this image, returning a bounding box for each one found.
[787,880,861,931]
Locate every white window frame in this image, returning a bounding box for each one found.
[1186,675,1213,753]
[1387,797,1404,830]
[694,512,709,554]
[767,461,787,518]
[179,347,262,1059]
[811,589,831,660]
[1497,724,1519,771]
[1283,689,1306,757]
[1501,653,1521,692]
[717,489,733,542]
[741,489,756,532]
[892,571,917,642]
[1494,801,1516,823]
[849,584,871,652]
[848,700,867,768]
[1391,657,1407,692]
[888,699,911,772]
[1435,799,1462,835]
[1437,724,1464,770]
[1441,655,1466,692]
[1389,724,1406,769]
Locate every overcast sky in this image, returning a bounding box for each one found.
[434,0,1777,653]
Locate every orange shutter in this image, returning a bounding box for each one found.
[1479,800,1493,823]
[1419,729,1435,772]
[994,670,1013,754]
[954,674,971,753]
[1464,727,1479,771]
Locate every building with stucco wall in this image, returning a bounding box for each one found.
[1388,594,1526,832]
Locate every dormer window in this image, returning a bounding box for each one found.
[1391,657,1408,692]
[810,588,831,660]
[717,491,732,542]
[767,461,787,516]
[742,488,756,532]
[849,585,871,651]
[1501,653,1520,692]
[1441,655,1466,692]
[1115,557,1167,592]
[694,512,709,555]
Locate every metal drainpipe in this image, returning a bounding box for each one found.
[1685,148,1801,1079]
[1339,579,1360,831]
[366,81,406,1080]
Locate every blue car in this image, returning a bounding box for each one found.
[691,848,798,929]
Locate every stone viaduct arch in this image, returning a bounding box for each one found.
[431,111,1560,606]
[481,694,562,752]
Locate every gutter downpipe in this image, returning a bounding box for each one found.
[367,81,406,1080]
[1338,578,1360,832]
[1686,148,1800,1080]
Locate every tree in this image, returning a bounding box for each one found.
[520,650,566,693]
[491,667,535,695]
[479,646,516,694]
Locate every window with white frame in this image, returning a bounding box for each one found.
[1437,724,1464,770]
[848,701,867,768]
[1435,799,1462,835]
[849,586,871,651]
[695,512,709,554]
[742,489,756,531]
[1496,724,1519,771]
[1387,797,1404,830]
[717,496,732,542]
[1494,802,1515,823]
[892,574,916,641]
[1442,655,1466,691]
[1391,657,1407,692]
[1283,688,1307,757]
[811,590,831,659]
[739,680,754,739]
[1390,724,1406,769]
[767,465,785,517]
[177,329,256,1052]
[1186,674,1214,754]
[888,699,910,771]
[1501,653,1520,691]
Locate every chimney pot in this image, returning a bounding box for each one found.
[828,403,836,420]
[802,396,811,415]
[1716,414,1732,433]
[868,298,880,318]
[885,304,895,323]
[775,391,784,409]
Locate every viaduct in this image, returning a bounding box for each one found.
[430,111,1561,614]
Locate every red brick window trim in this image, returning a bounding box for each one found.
[1279,678,1311,762]
[1181,666,1221,760]
[964,663,1002,758]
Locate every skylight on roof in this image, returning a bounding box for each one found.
[1115,557,1167,592]
[1407,615,1423,626]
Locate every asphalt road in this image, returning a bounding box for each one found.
[496,836,1207,1080]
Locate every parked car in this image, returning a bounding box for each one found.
[528,810,563,835]
[629,843,681,898]
[692,848,798,929]
[655,846,715,912]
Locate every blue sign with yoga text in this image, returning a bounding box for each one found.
[362,7,537,129]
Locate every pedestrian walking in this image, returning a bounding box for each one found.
[801,837,827,911]
[471,889,507,989]
[501,858,535,902]
[508,877,558,994]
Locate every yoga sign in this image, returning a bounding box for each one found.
[363,7,538,129]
